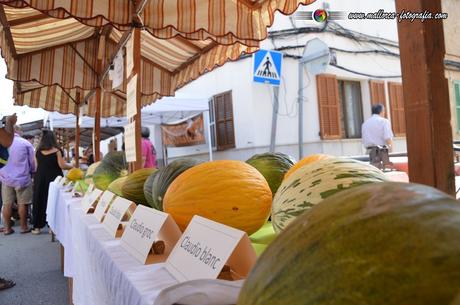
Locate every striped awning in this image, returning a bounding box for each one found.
[0,1,314,117]
[0,0,312,45]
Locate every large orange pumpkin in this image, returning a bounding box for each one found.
[163,160,272,235]
[284,153,332,180]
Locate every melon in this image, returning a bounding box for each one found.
[272,157,387,232]
[121,168,157,205]
[93,152,128,190]
[107,176,128,197]
[163,160,272,234]
[150,158,202,211]
[246,152,295,196]
[238,182,460,305]
[67,168,84,181]
[84,161,100,185]
[143,171,158,207]
[283,153,332,180]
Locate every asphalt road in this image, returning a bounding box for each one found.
[0,225,68,305]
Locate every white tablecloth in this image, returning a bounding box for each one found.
[47,186,244,305]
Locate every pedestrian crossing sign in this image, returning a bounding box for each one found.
[253,49,283,86]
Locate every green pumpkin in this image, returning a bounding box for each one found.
[143,171,159,207]
[246,152,296,196]
[93,152,128,190]
[150,158,202,210]
[238,182,460,305]
[121,168,157,205]
[107,176,128,197]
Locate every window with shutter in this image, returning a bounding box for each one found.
[454,82,460,132]
[338,80,364,138]
[316,74,342,139]
[388,82,406,136]
[212,91,235,151]
[369,80,386,107]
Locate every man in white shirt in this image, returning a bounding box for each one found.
[362,104,394,152]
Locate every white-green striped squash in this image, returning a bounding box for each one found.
[272,158,388,233]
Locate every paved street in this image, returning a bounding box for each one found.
[0,225,67,305]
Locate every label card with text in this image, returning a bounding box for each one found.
[81,189,103,213]
[126,74,137,119]
[86,183,95,194]
[102,197,135,238]
[93,191,117,222]
[165,216,257,282]
[124,121,136,162]
[58,177,67,186]
[126,34,134,75]
[121,205,182,264]
[64,181,75,192]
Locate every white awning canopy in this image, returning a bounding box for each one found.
[45,97,210,128]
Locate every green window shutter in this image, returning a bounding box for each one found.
[455,82,460,132]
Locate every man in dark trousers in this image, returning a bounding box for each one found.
[0,113,16,291]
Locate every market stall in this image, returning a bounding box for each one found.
[46,96,213,162]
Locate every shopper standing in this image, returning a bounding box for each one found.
[141,127,157,168]
[0,114,17,291]
[0,114,16,232]
[0,124,35,235]
[31,130,72,234]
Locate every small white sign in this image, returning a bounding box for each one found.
[165,216,257,282]
[81,189,103,213]
[93,191,116,222]
[87,184,95,193]
[126,74,137,119]
[110,50,124,89]
[121,205,181,264]
[126,34,134,76]
[58,177,67,186]
[70,182,78,194]
[102,197,135,238]
[124,121,136,162]
[64,181,75,192]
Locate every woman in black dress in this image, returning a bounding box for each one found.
[32,130,72,235]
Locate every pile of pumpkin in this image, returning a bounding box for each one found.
[82,151,389,235]
[78,151,460,305]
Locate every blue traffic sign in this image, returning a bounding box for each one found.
[253,49,283,86]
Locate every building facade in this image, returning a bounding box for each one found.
[150,0,458,164]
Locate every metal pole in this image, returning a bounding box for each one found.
[205,110,213,161]
[298,61,304,160]
[269,86,279,153]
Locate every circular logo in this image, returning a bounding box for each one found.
[313,9,328,23]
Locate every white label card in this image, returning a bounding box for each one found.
[126,74,137,119]
[64,181,75,192]
[124,121,136,162]
[81,189,103,213]
[165,216,257,282]
[58,177,67,186]
[102,197,135,238]
[126,34,134,75]
[121,205,181,264]
[93,191,117,222]
[110,50,124,89]
[70,182,78,193]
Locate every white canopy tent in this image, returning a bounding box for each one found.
[45,97,213,162]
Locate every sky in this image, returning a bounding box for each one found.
[0,60,46,124]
